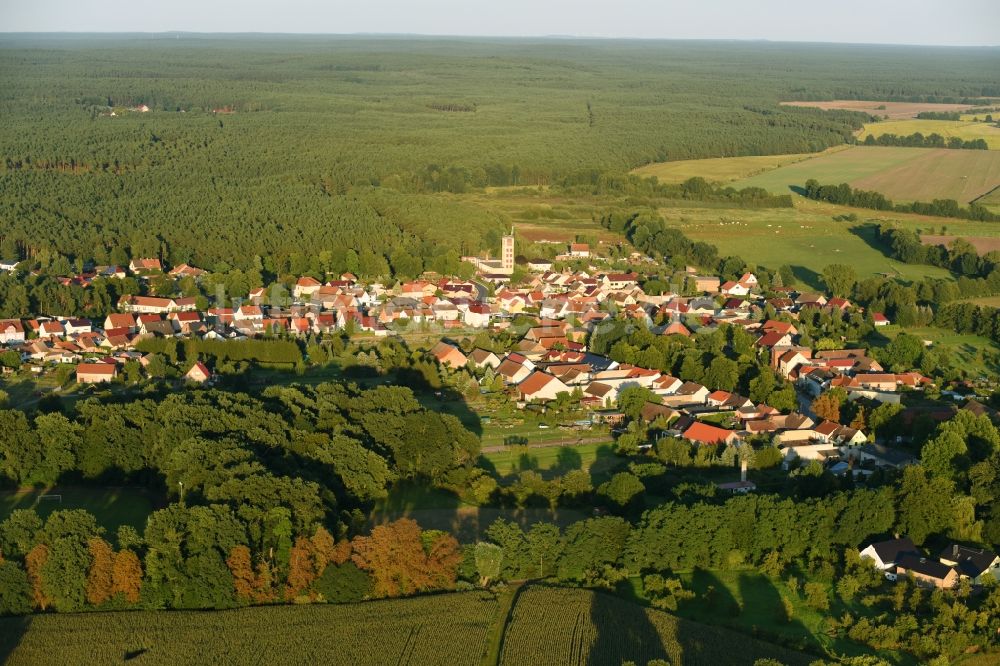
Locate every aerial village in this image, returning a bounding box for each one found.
[0,230,983,488]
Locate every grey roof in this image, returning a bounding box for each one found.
[897,553,955,580]
[859,443,917,467]
[938,544,999,577]
[868,537,918,565]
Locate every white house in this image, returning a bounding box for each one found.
[860,537,919,572]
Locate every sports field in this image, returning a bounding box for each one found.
[0,486,155,533]
[859,119,1000,149]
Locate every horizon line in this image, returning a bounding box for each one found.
[0,31,997,49]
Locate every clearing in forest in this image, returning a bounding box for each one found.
[779,100,979,119]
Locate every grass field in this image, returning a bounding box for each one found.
[871,325,1000,377]
[368,481,588,541]
[0,486,155,534]
[780,100,979,120]
[0,591,501,666]
[482,443,615,477]
[499,585,813,666]
[655,201,955,286]
[959,295,1000,307]
[631,149,844,184]
[859,119,1000,149]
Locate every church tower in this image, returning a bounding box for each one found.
[501,229,515,273]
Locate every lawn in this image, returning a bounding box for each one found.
[481,442,620,480]
[368,481,588,541]
[0,486,156,534]
[859,119,1000,150]
[630,148,846,185]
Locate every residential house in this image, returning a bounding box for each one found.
[104,313,137,332]
[693,276,721,293]
[860,537,920,572]
[682,421,740,446]
[938,545,1000,585]
[895,554,958,589]
[569,243,590,258]
[720,281,750,297]
[184,362,212,383]
[38,320,65,338]
[430,341,468,369]
[0,319,25,345]
[468,348,501,369]
[129,258,162,274]
[851,443,917,469]
[76,362,117,384]
[517,371,571,402]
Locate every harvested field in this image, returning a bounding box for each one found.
[732,146,1000,204]
[631,148,845,184]
[920,235,1000,255]
[850,149,1000,203]
[780,100,979,119]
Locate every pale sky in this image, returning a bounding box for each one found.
[1,0,998,47]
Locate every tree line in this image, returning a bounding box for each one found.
[861,132,988,150]
[803,180,999,222]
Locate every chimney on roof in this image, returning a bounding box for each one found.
[740,458,748,483]
[953,544,959,558]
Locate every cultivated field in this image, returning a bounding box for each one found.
[731,146,1000,204]
[850,149,1000,204]
[858,120,1000,150]
[859,119,1000,150]
[976,186,1000,211]
[498,586,812,666]
[631,149,844,184]
[730,146,923,191]
[1,592,501,666]
[780,100,979,119]
[0,587,815,666]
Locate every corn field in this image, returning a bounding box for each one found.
[498,586,812,666]
[1,592,499,666]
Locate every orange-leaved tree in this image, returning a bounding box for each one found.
[110,549,143,603]
[350,518,461,598]
[85,537,115,605]
[25,543,51,610]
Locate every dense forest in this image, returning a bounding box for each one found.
[1,37,998,273]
